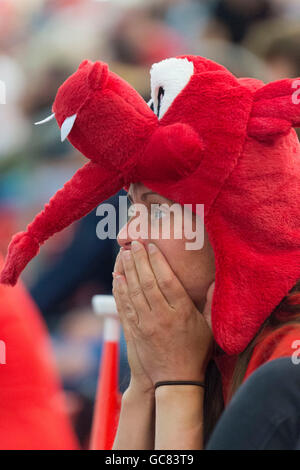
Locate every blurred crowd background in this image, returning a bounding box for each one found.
[1,0,300,447]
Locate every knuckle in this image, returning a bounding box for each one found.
[141,277,156,292]
[123,302,137,321]
[159,275,174,290]
[129,286,143,299]
[126,310,136,320]
[114,252,124,273]
[124,301,133,314]
[139,322,155,337]
[127,311,138,326]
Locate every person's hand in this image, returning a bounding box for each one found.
[113,248,154,397]
[112,241,214,386]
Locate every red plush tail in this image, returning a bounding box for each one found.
[1,161,123,286]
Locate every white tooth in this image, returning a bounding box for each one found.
[61,114,77,142]
[34,113,55,125]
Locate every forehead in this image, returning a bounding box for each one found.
[128,182,150,197]
[128,183,177,206]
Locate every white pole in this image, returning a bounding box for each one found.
[92,295,120,342]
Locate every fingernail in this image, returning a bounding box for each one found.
[148,243,157,254]
[131,241,141,252]
[115,274,124,284]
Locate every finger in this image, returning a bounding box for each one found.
[113,276,133,341]
[113,274,128,326]
[130,241,170,310]
[146,242,191,308]
[113,247,125,275]
[203,281,215,329]
[113,274,138,325]
[121,249,151,315]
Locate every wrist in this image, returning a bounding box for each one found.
[155,384,205,449]
[123,382,155,403]
[155,383,205,401]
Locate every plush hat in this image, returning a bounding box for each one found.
[1,56,299,355]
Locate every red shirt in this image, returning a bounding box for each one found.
[215,323,300,406]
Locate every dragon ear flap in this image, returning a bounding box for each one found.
[247,78,300,143]
[88,62,109,91]
[78,59,90,70]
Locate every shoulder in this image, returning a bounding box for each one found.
[206,357,300,450]
[246,356,300,388]
[239,356,300,415]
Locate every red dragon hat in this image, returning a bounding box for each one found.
[1,56,299,355]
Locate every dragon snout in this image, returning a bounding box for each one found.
[36,61,110,142]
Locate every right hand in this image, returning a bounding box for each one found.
[112,248,154,397]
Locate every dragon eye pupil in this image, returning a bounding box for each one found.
[157,87,165,118]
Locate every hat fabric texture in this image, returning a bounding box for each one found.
[1,55,299,355]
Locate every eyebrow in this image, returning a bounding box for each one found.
[127,191,157,203]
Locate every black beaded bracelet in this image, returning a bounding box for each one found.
[154,380,206,390]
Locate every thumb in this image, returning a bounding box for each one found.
[203,281,215,330]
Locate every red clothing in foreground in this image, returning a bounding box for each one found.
[0,256,79,449]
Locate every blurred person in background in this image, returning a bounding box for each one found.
[264,31,300,80]
[109,5,189,67]
[0,0,130,447]
[271,0,300,19]
[244,20,300,80]
[212,0,275,43]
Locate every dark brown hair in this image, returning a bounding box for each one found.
[203,279,300,446]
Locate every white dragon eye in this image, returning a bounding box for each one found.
[150,57,194,119]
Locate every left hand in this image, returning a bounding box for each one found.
[113,241,214,385]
